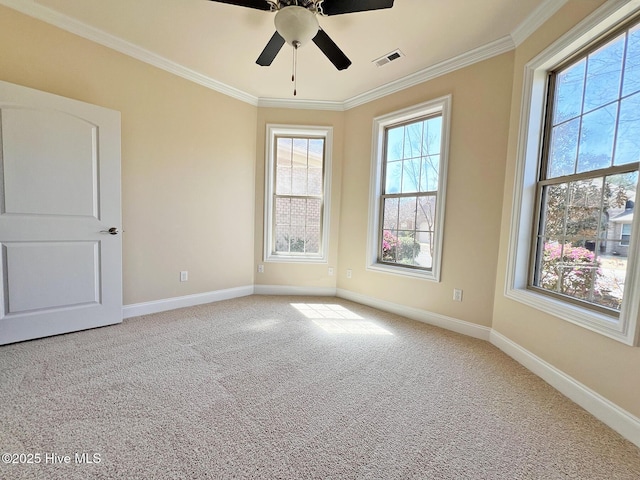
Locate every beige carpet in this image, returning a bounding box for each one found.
[1,295,639,479]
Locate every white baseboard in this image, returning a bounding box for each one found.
[254,285,337,296]
[490,330,640,449]
[336,288,492,341]
[122,285,254,319]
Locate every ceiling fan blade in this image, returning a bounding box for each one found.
[208,0,272,11]
[256,31,286,66]
[312,28,352,71]
[319,0,394,16]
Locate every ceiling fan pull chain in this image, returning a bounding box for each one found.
[293,41,299,96]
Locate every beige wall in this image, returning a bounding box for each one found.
[254,108,344,289]
[337,53,515,327]
[2,0,638,422]
[0,6,258,305]
[493,0,640,418]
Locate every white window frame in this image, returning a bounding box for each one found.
[506,0,640,346]
[367,95,452,281]
[264,124,332,263]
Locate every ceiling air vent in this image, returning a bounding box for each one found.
[372,49,404,67]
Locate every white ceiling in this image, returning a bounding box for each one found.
[6,0,566,106]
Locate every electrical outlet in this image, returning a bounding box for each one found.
[453,288,463,302]
[346,269,352,279]
[257,264,264,273]
[180,271,188,282]
[328,267,334,276]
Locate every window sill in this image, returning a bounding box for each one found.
[504,286,634,345]
[367,262,438,281]
[265,254,327,264]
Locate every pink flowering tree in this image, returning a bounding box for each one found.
[382,230,421,264]
[539,242,620,308]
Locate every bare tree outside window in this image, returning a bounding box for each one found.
[379,114,442,270]
[533,22,640,312]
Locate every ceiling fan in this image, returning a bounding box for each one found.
[209,1,395,72]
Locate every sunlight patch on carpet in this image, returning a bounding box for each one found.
[291,303,394,335]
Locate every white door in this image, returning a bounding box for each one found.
[0,80,122,345]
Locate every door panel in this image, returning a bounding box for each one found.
[0,80,122,344]
[3,241,99,314]
[1,107,99,217]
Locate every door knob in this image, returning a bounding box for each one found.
[100,227,120,235]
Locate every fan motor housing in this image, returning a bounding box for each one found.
[274,6,319,46]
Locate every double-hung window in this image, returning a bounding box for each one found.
[264,125,332,263]
[368,96,451,281]
[508,6,640,345]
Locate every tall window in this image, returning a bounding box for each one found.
[368,97,451,281]
[508,5,640,345]
[533,21,640,314]
[264,125,332,263]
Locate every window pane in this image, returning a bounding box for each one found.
[305,225,320,254]
[622,24,640,97]
[548,118,579,178]
[276,138,292,195]
[306,198,321,227]
[385,161,402,194]
[398,196,417,231]
[289,226,306,253]
[565,178,604,240]
[614,92,640,166]
[291,198,305,226]
[383,197,399,230]
[396,231,421,266]
[583,34,625,112]
[537,238,598,303]
[275,197,290,225]
[275,225,290,252]
[402,158,421,193]
[541,184,567,236]
[291,167,307,195]
[308,167,322,195]
[423,116,442,156]
[386,126,404,162]
[382,229,398,262]
[308,139,324,163]
[403,122,422,159]
[554,59,586,124]
[291,139,309,195]
[416,195,436,233]
[577,103,617,173]
[420,155,439,191]
[307,138,324,195]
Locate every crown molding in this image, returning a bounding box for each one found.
[0,0,259,106]
[510,0,569,46]
[341,35,514,110]
[257,35,514,111]
[2,0,578,111]
[257,97,345,111]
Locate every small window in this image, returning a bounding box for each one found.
[368,97,451,281]
[620,223,632,246]
[264,125,332,263]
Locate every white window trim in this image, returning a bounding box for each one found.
[506,0,640,346]
[264,124,332,264]
[367,95,452,281]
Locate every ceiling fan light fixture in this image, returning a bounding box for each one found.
[274,6,319,47]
